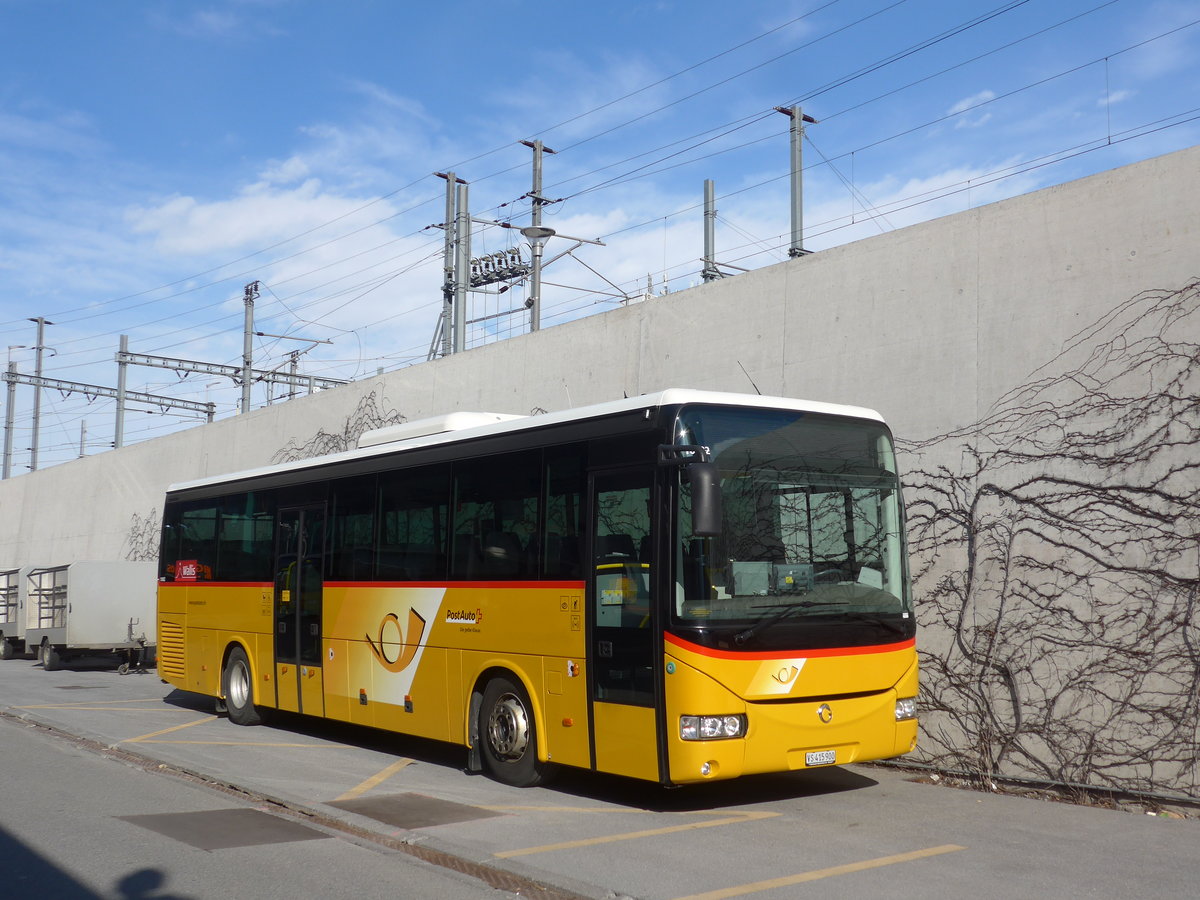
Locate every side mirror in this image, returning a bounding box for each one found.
[687,461,723,537]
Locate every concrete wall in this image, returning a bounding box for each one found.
[2,145,1196,796]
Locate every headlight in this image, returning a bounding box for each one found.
[895,697,918,721]
[680,714,747,741]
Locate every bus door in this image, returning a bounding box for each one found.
[273,506,326,716]
[588,469,661,782]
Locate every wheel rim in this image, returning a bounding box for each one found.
[228,660,251,709]
[487,692,530,761]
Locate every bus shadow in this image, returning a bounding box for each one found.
[547,765,879,812]
[160,690,468,767]
[159,690,878,812]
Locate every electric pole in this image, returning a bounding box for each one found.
[702,179,720,282]
[27,317,53,472]
[774,105,818,258]
[3,360,16,479]
[521,140,557,332]
[453,182,470,353]
[241,281,259,413]
[433,172,467,358]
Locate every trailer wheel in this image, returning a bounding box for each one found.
[478,675,550,787]
[117,662,131,676]
[42,643,62,672]
[222,646,265,726]
[0,638,13,661]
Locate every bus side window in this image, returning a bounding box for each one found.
[451,451,541,581]
[544,445,586,579]
[327,475,376,582]
[164,502,220,582]
[216,491,275,582]
[379,465,450,582]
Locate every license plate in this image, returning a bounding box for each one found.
[805,749,836,767]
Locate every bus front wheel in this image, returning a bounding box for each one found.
[479,675,549,787]
[222,646,265,726]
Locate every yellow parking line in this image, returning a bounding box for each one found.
[671,844,967,900]
[335,758,413,801]
[495,811,778,858]
[119,716,219,744]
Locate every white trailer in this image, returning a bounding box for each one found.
[24,561,156,673]
[0,566,38,660]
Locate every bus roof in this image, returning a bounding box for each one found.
[165,388,885,495]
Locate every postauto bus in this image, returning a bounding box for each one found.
[157,389,917,786]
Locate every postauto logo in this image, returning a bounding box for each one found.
[444,608,483,625]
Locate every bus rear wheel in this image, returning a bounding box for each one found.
[479,675,549,787]
[222,646,265,726]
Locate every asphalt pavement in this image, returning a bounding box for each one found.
[2,655,1197,900]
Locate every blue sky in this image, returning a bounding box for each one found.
[2,0,1198,470]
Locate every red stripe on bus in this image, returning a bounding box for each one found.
[164,580,585,590]
[323,580,586,590]
[664,631,915,660]
[161,581,271,588]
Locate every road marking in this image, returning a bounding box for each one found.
[335,758,413,801]
[119,716,219,744]
[494,810,778,858]
[671,844,967,900]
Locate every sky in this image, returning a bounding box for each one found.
[2,0,1198,472]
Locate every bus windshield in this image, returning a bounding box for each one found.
[671,405,913,651]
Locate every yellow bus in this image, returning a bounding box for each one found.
[157,389,916,786]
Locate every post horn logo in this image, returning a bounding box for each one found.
[366,609,427,673]
[770,665,800,687]
[816,703,833,724]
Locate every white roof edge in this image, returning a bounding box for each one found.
[357,412,524,449]
[167,389,885,494]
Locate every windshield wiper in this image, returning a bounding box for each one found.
[734,599,848,645]
[839,611,910,635]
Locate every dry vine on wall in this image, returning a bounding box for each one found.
[271,389,406,464]
[901,280,1200,797]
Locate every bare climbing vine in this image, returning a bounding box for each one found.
[271,389,406,464]
[900,279,1200,797]
[123,509,160,562]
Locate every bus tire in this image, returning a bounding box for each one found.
[222,646,265,726]
[42,643,61,672]
[479,675,549,787]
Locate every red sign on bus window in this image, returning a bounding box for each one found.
[176,559,200,582]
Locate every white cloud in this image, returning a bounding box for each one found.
[260,155,311,186]
[1100,89,1136,107]
[947,90,997,129]
[0,107,104,156]
[126,180,370,257]
[150,2,289,40]
[345,81,433,123]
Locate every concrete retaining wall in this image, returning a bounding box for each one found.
[3,144,1196,796]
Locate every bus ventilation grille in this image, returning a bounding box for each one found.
[158,620,186,679]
